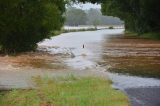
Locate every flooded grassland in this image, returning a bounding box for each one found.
[0,52,70,90]
[99,35,160,78]
[0,52,66,71]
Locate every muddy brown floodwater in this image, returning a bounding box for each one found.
[99,35,160,78]
[98,34,160,106]
[0,52,71,90]
[0,52,66,70]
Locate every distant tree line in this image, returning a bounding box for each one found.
[65,7,123,26]
[65,7,87,26]
[77,0,160,34]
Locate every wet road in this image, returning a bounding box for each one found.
[126,87,160,106]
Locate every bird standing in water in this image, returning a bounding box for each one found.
[82,44,87,56]
[83,44,85,49]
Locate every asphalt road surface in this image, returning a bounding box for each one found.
[125,87,160,106]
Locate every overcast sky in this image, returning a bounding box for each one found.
[73,3,101,10]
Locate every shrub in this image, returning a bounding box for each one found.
[109,26,114,29]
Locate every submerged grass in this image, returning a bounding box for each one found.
[50,28,97,36]
[104,56,160,78]
[0,76,129,106]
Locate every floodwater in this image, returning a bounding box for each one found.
[39,29,160,89]
[39,30,122,69]
[39,29,160,106]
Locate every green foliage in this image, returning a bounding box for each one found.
[65,7,123,26]
[140,32,160,40]
[101,0,160,34]
[86,8,101,27]
[109,26,114,29]
[87,8,122,26]
[65,7,87,26]
[0,0,66,53]
[77,0,160,34]
[0,76,129,106]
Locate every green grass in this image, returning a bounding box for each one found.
[140,32,160,40]
[125,31,160,40]
[0,76,129,106]
[124,31,140,38]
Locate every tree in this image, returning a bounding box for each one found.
[77,0,160,34]
[101,16,123,25]
[65,7,123,26]
[65,7,87,26]
[0,0,66,53]
[86,8,101,27]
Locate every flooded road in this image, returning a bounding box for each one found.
[39,29,123,69]
[39,29,160,106]
[0,29,160,105]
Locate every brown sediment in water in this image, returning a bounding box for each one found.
[0,51,66,71]
[0,51,70,89]
[100,35,160,78]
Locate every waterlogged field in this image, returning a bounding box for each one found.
[0,76,129,106]
[0,52,65,70]
[99,36,160,78]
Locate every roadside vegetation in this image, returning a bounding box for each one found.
[140,32,160,40]
[0,76,129,106]
[125,31,160,40]
[51,28,97,36]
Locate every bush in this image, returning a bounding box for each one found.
[0,0,65,54]
[109,26,114,29]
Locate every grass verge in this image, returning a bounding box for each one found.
[125,31,160,40]
[0,76,129,106]
[140,32,160,40]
